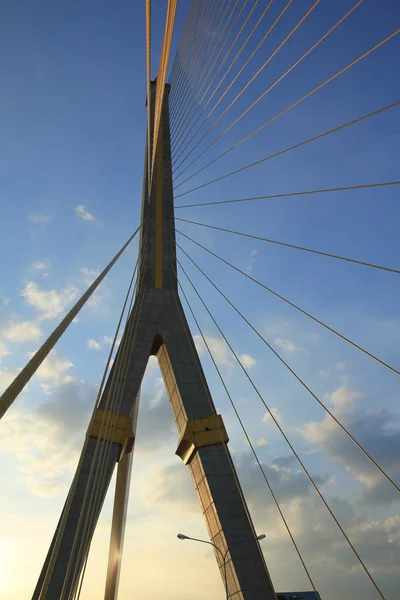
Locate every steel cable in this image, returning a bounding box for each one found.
[67,238,150,599]
[175,217,400,275]
[172,0,274,161]
[169,0,220,125]
[173,249,318,592]
[176,255,386,599]
[171,0,233,135]
[171,0,242,146]
[150,0,178,180]
[174,180,400,209]
[177,239,400,496]
[73,272,147,600]
[0,225,142,421]
[64,234,148,599]
[38,228,144,599]
[146,0,151,199]
[72,254,144,600]
[174,100,400,198]
[174,0,321,175]
[176,229,400,379]
[169,0,198,86]
[169,0,214,117]
[174,28,400,188]
[171,0,253,154]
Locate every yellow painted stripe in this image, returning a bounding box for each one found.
[150,0,178,180]
[155,120,163,289]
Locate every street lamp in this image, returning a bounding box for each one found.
[177,532,266,599]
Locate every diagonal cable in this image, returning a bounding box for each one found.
[173,0,293,169]
[173,0,362,177]
[67,240,150,600]
[72,246,146,600]
[173,0,321,174]
[171,0,277,159]
[0,224,142,421]
[41,230,146,599]
[171,0,250,148]
[174,180,400,209]
[169,0,198,85]
[171,0,242,146]
[150,0,178,181]
[174,27,400,187]
[176,239,400,496]
[169,0,217,117]
[174,262,318,593]
[169,0,221,126]
[145,0,151,198]
[175,253,386,599]
[176,229,400,379]
[64,236,149,599]
[171,0,263,158]
[171,0,235,135]
[174,100,400,198]
[169,0,204,109]
[175,217,400,275]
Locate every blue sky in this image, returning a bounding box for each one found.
[1,1,400,599]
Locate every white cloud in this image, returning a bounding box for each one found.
[22,281,79,319]
[81,267,100,286]
[301,387,362,446]
[264,318,292,338]
[88,339,102,350]
[262,407,282,424]
[255,437,268,447]
[319,360,349,379]
[194,334,233,368]
[0,341,10,360]
[1,295,10,307]
[32,261,47,271]
[274,337,299,353]
[27,213,51,224]
[137,461,199,514]
[40,383,52,396]
[248,249,258,272]
[0,368,21,394]
[33,349,73,386]
[87,287,111,309]
[239,353,256,368]
[329,385,361,408]
[87,336,116,351]
[0,379,95,496]
[80,269,111,312]
[32,261,50,277]
[74,205,95,221]
[194,336,255,370]
[299,384,400,504]
[2,320,42,343]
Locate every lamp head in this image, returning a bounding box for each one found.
[177,533,189,540]
[257,534,266,540]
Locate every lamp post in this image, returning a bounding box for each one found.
[177,532,266,600]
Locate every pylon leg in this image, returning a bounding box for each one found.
[104,390,140,600]
[104,450,133,600]
[33,439,120,599]
[33,320,149,599]
[154,292,276,599]
[33,78,277,599]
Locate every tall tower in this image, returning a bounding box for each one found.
[33,81,277,600]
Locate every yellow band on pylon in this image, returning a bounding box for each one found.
[88,409,134,447]
[176,414,229,464]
